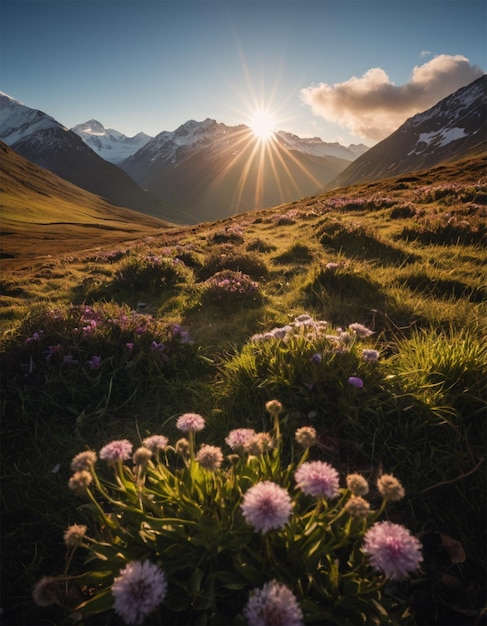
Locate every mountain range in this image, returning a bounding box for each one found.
[118,119,360,221]
[1,75,485,225]
[0,93,183,223]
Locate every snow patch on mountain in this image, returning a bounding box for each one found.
[71,120,152,163]
[276,131,368,160]
[0,92,65,145]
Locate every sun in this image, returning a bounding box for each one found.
[248,109,277,141]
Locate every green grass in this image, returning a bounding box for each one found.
[1,153,486,625]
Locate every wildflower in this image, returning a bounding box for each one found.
[112,560,167,625]
[310,352,322,364]
[294,314,313,325]
[196,444,224,470]
[265,400,283,416]
[345,496,371,518]
[326,262,340,270]
[377,474,405,502]
[295,461,340,499]
[225,428,257,451]
[68,470,93,494]
[362,349,380,361]
[25,331,42,343]
[243,579,304,626]
[87,355,102,370]
[346,473,369,497]
[349,323,374,338]
[126,342,134,351]
[241,481,292,533]
[348,376,364,388]
[295,427,317,449]
[142,435,168,453]
[133,446,153,466]
[63,354,79,365]
[64,524,87,548]
[32,576,64,607]
[175,438,190,455]
[244,432,274,456]
[70,450,97,472]
[99,439,133,464]
[363,521,423,580]
[176,412,205,433]
[150,341,165,352]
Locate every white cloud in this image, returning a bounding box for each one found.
[300,55,484,142]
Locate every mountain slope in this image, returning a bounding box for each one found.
[120,119,352,222]
[71,119,152,163]
[326,75,487,190]
[0,141,175,265]
[0,93,183,223]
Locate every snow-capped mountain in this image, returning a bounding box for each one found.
[0,92,179,221]
[326,74,487,190]
[119,119,352,222]
[71,120,152,163]
[275,131,368,160]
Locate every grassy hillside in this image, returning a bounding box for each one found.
[1,152,486,625]
[0,142,177,266]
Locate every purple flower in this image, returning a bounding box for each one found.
[99,439,133,464]
[176,412,205,432]
[87,355,102,370]
[225,428,257,450]
[310,352,322,364]
[348,376,364,388]
[363,521,423,580]
[25,332,42,343]
[112,560,167,624]
[150,341,165,352]
[241,481,292,533]
[294,461,340,499]
[126,342,134,351]
[243,580,304,626]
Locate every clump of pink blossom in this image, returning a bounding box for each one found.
[241,481,292,533]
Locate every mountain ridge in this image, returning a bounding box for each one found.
[0,93,183,223]
[325,74,487,190]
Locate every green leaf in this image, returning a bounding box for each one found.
[74,588,114,617]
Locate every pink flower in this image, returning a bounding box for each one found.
[99,439,133,464]
[196,444,224,470]
[225,428,256,450]
[349,323,374,338]
[176,412,205,432]
[243,579,304,626]
[363,521,423,580]
[294,461,340,499]
[142,435,168,453]
[241,481,292,534]
[362,349,379,361]
[112,560,167,624]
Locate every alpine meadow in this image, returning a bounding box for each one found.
[1,139,486,623]
[1,38,487,624]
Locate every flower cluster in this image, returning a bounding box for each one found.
[35,403,422,625]
[203,269,260,304]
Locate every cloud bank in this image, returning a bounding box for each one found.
[300,55,484,142]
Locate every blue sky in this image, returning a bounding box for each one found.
[1,0,485,145]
